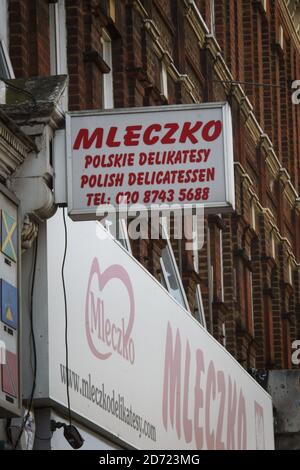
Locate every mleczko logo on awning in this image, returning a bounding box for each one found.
[85,258,135,364]
[162,322,266,450]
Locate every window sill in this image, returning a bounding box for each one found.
[84,50,111,74]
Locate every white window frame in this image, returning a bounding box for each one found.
[193,215,199,273]
[251,201,256,231]
[195,284,207,329]
[278,25,284,50]
[262,0,267,12]
[210,265,214,299]
[0,0,8,48]
[0,0,14,81]
[0,40,14,79]
[160,61,168,99]
[193,244,199,274]
[49,0,68,109]
[207,226,214,333]
[118,218,132,254]
[49,1,67,75]
[222,322,226,348]
[288,261,293,285]
[160,225,190,312]
[101,29,114,109]
[219,229,224,302]
[250,271,254,333]
[0,39,14,103]
[233,267,237,302]
[210,0,215,35]
[271,232,276,259]
[108,0,116,22]
[49,2,60,75]
[100,218,132,254]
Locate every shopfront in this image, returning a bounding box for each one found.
[30,210,275,450]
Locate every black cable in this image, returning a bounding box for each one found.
[5,419,12,445]
[62,207,72,426]
[213,78,284,89]
[0,77,37,107]
[14,236,39,450]
[34,434,52,441]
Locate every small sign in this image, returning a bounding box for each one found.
[0,185,21,417]
[1,350,18,397]
[1,280,18,330]
[66,103,235,220]
[1,210,17,262]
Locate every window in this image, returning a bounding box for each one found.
[0,0,8,48]
[210,0,215,35]
[244,269,254,334]
[233,267,237,302]
[160,61,168,99]
[271,232,276,259]
[278,25,284,50]
[262,0,267,13]
[192,214,201,273]
[206,226,214,331]
[250,272,254,333]
[117,218,132,254]
[100,218,131,253]
[108,0,116,22]
[219,229,224,302]
[101,29,114,109]
[221,322,226,348]
[0,41,14,79]
[251,201,256,231]
[49,1,67,75]
[207,225,224,302]
[288,261,293,285]
[193,242,199,274]
[0,0,14,80]
[160,226,190,311]
[194,284,207,328]
[49,0,68,108]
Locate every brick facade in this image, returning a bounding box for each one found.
[8,0,300,371]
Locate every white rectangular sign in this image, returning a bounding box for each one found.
[66,103,235,220]
[47,212,274,450]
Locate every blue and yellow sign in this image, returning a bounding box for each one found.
[1,210,17,262]
[1,280,18,330]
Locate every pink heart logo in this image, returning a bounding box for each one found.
[85,258,135,363]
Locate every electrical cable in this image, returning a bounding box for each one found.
[5,419,12,445]
[0,77,37,107]
[62,207,72,426]
[213,78,286,89]
[34,434,52,442]
[14,236,39,450]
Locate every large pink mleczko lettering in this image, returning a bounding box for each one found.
[161,323,248,449]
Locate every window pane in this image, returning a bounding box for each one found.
[117,219,132,253]
[161,245,187,308]
[210,0,215,34]
[49,1,68,109]
[0,0,8,46]
[194,284,207,328]
[99,218,131,253]
[0,41,14,79]
[102,30,114,109]
[0,45,8,77]
[49,3,59,75]
[160,62,168,97]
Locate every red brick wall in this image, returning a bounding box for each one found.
[9,0,50,77]
[8,0,300,371]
